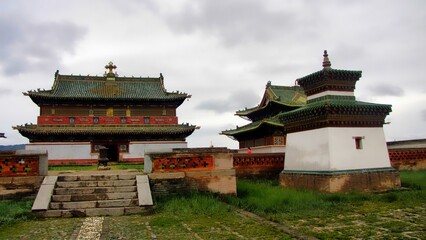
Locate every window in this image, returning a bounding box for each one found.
[353,136,364,149]
[69,117,75,124]
[121,117,127,124]
[144,117,150,124]
[93,117,99,124]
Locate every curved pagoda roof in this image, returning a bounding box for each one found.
[24,62,190,106]
[221,115,283,139]
[13,124,198,142]
[235,83,306,122]
[296,51,362,96]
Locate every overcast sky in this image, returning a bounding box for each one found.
[1,0,425,148]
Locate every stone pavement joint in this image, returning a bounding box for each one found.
[236,209,318,240]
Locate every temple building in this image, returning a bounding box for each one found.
[279,51,400,192]
[14,62,198,165]
[221,82,306,153]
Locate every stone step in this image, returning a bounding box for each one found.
[36,206,153,218]
[57,174,136,182]
[52,192,137,202]
[50,199,138,210]
[56,180,136,188]
[54,186,137,195]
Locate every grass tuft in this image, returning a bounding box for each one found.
[0,200,34,227]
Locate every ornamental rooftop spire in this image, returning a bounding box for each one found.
[322,50,331,69]
[105,61,117,78]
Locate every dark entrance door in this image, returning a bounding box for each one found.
[104,144,119,162]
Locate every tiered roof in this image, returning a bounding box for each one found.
[25,66,190,106]
[235,83,306,121]
[222,83,305,138]
[279,51,392,133]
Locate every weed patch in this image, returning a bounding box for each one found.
[0,200,34,227]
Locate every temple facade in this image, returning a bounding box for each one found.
[279,51,400,192]
[14,62,198,165]
[221,82,306,153]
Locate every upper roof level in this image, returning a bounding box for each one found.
[296,51,362,99]
[24,62,191,106]
[236,82,306,122]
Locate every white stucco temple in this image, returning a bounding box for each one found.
[278,51,400,192]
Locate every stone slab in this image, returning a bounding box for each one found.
[32,176,58,211]
[85,207,124,216]
[148,172,185,179]
[136,175,153,206]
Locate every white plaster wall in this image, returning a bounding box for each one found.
[25,142,94,160]
[285,127,391,171]
[237,145,285,154]
[285,128,331,171]
[307,91,354,101]
[328,128,391,170]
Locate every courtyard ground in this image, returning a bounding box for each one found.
[0,170,424,239]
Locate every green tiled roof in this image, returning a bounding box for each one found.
[221,115,283,136]
[25,73,189,102]
[13,124,197,135]
[236,84,306,116]
[297,68,362,85]
[278,98,392,123]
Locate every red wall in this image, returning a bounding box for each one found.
[38,116,178,125]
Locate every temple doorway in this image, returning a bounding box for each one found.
[103,144,119,162]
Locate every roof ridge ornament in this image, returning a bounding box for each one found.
[322,50,332,69]
[105,61,117,80]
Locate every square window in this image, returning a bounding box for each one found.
[353,136,364,149]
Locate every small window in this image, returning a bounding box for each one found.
[353,136,364,150]
[93,117,99,124]
[69,117,75,124]
[144,117,150,124]
[121,117,127,124]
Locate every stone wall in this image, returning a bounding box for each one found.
[280,168,401,193]
[1,150,48,198]
[148,148,237,196]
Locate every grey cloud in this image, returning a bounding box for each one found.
[0,15,86,75]
[196,89,259,113]
[165,0,320,46]
[368,84,404,97]
[0,87,12,96]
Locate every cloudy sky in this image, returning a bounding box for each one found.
[0,0,425,148]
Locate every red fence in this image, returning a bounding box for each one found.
[389,149,426,170]
[233,153,285,179]
[153,155,214,172]
[0,154,39,177]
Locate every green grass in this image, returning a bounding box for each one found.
[226,170,426,239]
[48,163,144,171]
[0,200,34,227]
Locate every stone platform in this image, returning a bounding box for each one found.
[280,168,401,193]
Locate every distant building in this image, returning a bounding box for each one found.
[221,83,306,153]
[14,62,198,165]
[279,51,400,192]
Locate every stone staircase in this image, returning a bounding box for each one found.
[32,174,153,218]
